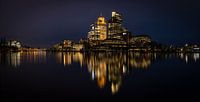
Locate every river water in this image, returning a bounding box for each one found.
[1,52,200,101]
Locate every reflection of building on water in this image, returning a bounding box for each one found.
[95,62,107,88]
[108,63,122,94]
[0,51,46,67]
[8,51,46,67]
[22,51,46,64]
[73,53,83,67]
[86,53,122,94]
[89,60,107,88]
[63,53,72,66]
[56,52,84,67]
[55,52,63,64]
[55,52,152,94]
[83,52,152,94]
[0,52,21,67]
[193,53,199,62]
[56,52,199,94]
[177,53,200,63]
[129,53,151,69]
[8,52,21,67]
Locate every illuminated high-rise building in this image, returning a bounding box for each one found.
[108,11,127,40]
[88,15,107,41]
[88,24,96,40]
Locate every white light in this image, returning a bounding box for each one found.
[112,12,116,17]
[92,71,95,80]
[185,55,188,63]
[193,53,199,62]
[123,65,126,74]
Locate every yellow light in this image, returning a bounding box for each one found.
[97,77,106,88]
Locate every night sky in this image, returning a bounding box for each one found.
[1,0,200,47]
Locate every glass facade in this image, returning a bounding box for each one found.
[108,11,126,40]
[88,16,107,41]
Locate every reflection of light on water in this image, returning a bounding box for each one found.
[10,52,21,67]
[180,53,184,59]
[97,76,106,89]
[165,54,168,59]
[81,52,200,94]
[130,58,151,69]
[63,53,72,66]
[95,62,107,89]
[154,53,157,59]
[111,82,120,94]
[26,51,46,63]
[82,52,152,95]
[74,53,83,67]
[4,51,199,95]
[4,51,47,67]
[61,52,83,67]
[185,55,188,63]
[178,53,200,63]
[55,52,62,64]
[193,53,199,62]
[169,54,172,59]
[92,71,95,80]
[123,65,126,74]
[34,51,46,63]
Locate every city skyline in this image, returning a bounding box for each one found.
[1,0,200,47]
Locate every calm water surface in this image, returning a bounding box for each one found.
[1,52,200,101]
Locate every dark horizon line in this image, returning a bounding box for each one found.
[1,36,200,49]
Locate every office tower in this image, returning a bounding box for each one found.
[88,15,107,41]
[108,11,127,40]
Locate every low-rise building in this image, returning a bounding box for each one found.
[130,35,151,44]
[7,40,21,48]
[72,43,84,51]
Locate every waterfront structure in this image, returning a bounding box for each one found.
[63,40,72,49]
[130,35,151,45]
[88,24,96,40]
[108,11,128,40]
[91,39,127,51]
[50,11,200,52]
[7,40,21,48]
[88,15,107,41]
[72,43,84,51]
[52,43,63,51]
[87,11,132,50]
[129,35,152,51]
[177,44,200,53]
[52,40,73,51]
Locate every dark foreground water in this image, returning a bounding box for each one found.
[0,52,200,101]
